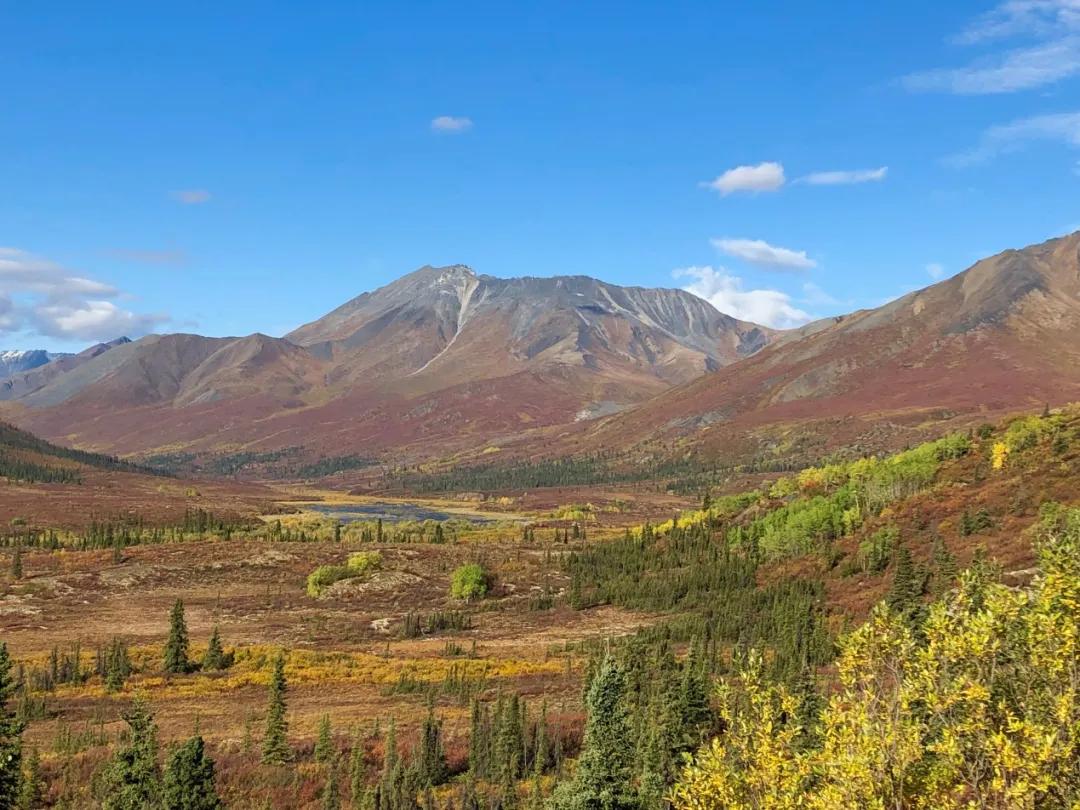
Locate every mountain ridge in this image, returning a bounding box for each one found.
[0,268,773,459]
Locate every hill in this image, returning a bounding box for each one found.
[0,419,277,529]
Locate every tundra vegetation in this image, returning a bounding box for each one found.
[0,406,1078,807]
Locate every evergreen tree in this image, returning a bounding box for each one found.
[349,732,368,810]
[528,769,544,810]
[97,697,162,810]
[551,656,638,810]
[201,626,230,671]
[887,546,925,627]
[105,637,132,693]
[16,746,41,810]
[163,600,191,675]
[321,757,341,810]
[930,535,958,597]
[496,694,525,782]
[162,735,222,810]
[414,706,447,787]
[261,652,292,765]
[10,546,21,581]
[315,714,334,764]
[676,638,710,745]
[467,697,488,778]
[498,757,519,810]
[0,643,23,808]
[532,701,549,775]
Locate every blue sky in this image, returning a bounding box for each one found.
[2,0,1079,352]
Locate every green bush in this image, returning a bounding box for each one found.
[347,551,382,575]
[307,551,384,597]
[306,565,351,597]
[450,563,489,601]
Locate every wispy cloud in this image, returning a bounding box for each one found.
[711,237,817,271]
[926,262,946,280]
[676,266,812,329]
[948,110,1080,165]
[0,247,167,342]
[903,1,1080,94]
[702,161,785,195]
[170,189,212,205]
[799,166,888,185]
[431,115,473,133]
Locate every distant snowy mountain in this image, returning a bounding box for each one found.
[0,349,69,378]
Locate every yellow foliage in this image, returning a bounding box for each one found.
[991,441,1009,470]
[673,512,1080,810]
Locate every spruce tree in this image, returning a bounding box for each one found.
[532,701,549,776]
[415,706,447,787]
[10,546,21,581]
[261,651,292,764]
[315,714,334,764]
[162,735,222,810]
[467,697,487,778]
[496,694,524,782]
[0,643,23,807]
[349,732,367,809]
[887,546,925,627]
[98,697,162,810]
[105,638,131,693]
[930,535,959,597]
[321,756,341,810]
[201,626,229,671]
[163,600,191,675]
[16,746,41,810]
[551,655,638,810]
[676,638,710,745]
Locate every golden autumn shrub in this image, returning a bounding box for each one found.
[672,509,1080,810]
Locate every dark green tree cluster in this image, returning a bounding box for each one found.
[565,516,831,682]
[95,696,221,810]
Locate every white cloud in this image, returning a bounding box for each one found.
[800,166,888,185]
[904,38,1080,93]
[32,300,163,342]
[711,237,817,271]
[702,161,785,195]
[170,189,212,204]
[948,110,1080,165]
[0,247,167,342]
[676,266,813,329]
[926,262,946,280]
[431,115,473,133]
[903,1,1080,94]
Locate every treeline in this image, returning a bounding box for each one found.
[0,421,163,477]
[0,453,81,483]
[141,447,379,480]
[0,509,256,555]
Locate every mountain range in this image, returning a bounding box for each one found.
[0,268,769,460]
[0,349,67,378]
[2,231,1078,472]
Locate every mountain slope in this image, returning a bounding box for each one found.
[0,267,772,459]
[0,420,275,528]
[574,230,1080,460]
[0,338,130,403]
